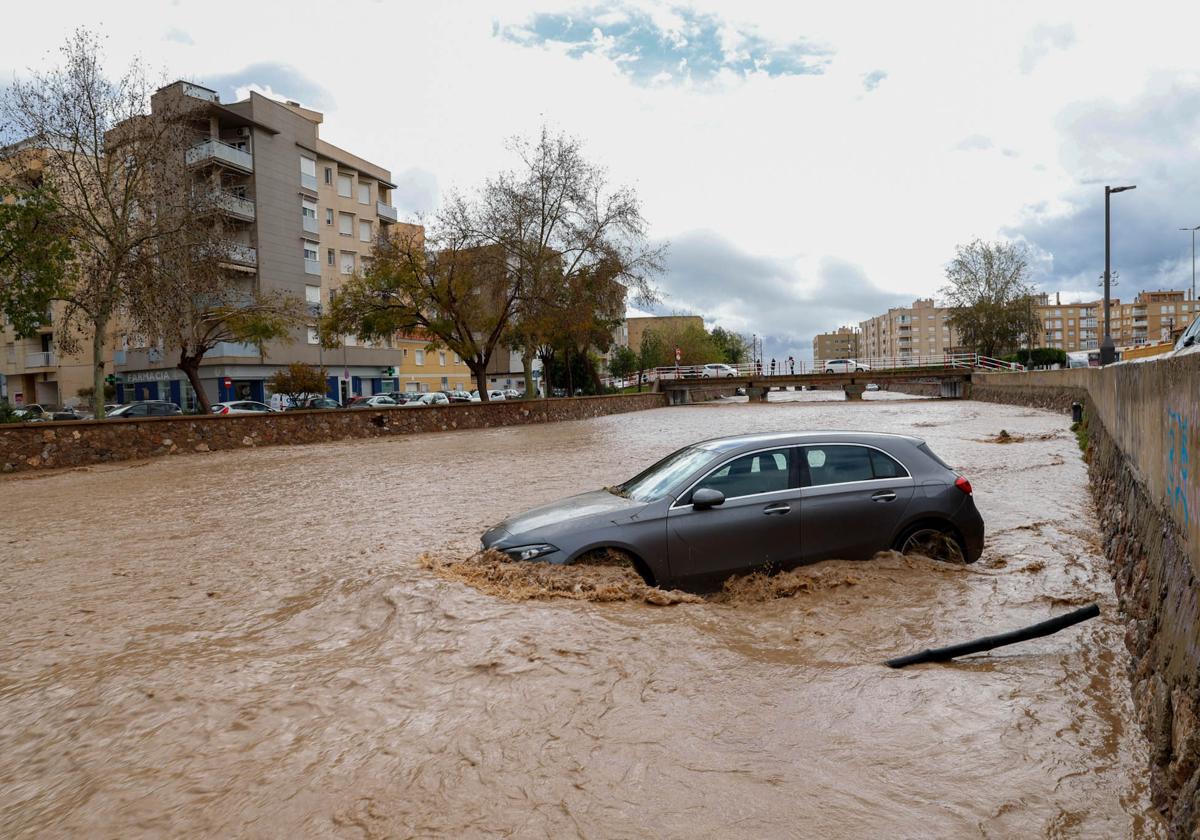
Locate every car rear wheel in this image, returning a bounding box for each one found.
[895,523,967,564]
[855,367,864,372]
[825,368,835,374]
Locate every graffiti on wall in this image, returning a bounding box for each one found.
[1166,409,1193,527]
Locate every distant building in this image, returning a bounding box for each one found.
[813,326,860,361]
[858,299,962,360]
[623,315,705,354]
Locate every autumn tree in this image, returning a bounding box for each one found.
[0,30,208,417]
[321,224,513,396]
[940,239,1040,358]
[268,362,329,409]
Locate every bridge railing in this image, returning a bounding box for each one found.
[601,354,1024,386]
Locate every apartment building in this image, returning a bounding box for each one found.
[812,326,860,361]
[0,144,118,407]
[858,299,961,360]
[114,81,424,407]
[622,315,705,353]
[1032,293,1102,352]
[1033,290,1195,351]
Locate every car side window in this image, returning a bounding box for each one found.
[127,404,149,416]
[689,448,791,501]
[803,445,909,486]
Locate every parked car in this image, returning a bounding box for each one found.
[445,390,474,403]
[1172,312,1200,357]
[12,404,48,421]
[469,390,507,402]
[211,400,276,415]
[702,363,738,378]
[865,383,880,392]
[824,359,870,374]
[481,431,983,592]
[288,396,341,410]
[348,395,400,409]
[405,392,450,407]
[50,407,89,421]
[106,400,183,418]
[503,388,522,400]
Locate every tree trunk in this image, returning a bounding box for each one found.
[469,362,489,401]
[178,350,211,413]
[566,347,574,397]
[91,314,108,418]
[522,351,535,399]
[539,350,554,398]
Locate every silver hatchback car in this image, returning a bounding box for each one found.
[482,432,984,591]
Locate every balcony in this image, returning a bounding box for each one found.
[26,351,56,369]
[301,173,318,192]
[213,191,256,221]
[377,201,398,223]
[302,215,318,234]
[304,258,321,275]
[218,241,257,267]
[186,139,253,173]
[211,341,260,358]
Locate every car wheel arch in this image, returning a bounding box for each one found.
[892,516,967,556]
[566,543,659,587]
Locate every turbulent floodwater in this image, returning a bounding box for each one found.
[0,394,1163,838]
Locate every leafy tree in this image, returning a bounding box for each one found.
[0,184,72,336]
[0,30,208,417]
[940,239,1040,358]
[710,326,749,364]
[608,345,638,381]
[1003,347,1069,367]
[638,328,670,370]
[0,401,21,424]
[268,363,329,408]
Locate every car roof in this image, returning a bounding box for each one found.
[693,430,925,452]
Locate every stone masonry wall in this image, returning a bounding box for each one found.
[972,359,1200,834]
[0,393,668,474]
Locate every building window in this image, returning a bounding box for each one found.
[302,198,318,221]
[359,220,372,242]
[337,174,353,198]
[340,252,355,275]
[325,208,333,225]
[415,350,425,366]
[305,284,321,305]
[300,156,316,188]
[439,351,446,366]
[358,182,370,205]
[307,326,320,345]
[339,212,354,236]
[327,248,335,266]
[302,240,319,262]
[324,166,333,184]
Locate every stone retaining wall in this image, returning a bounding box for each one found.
[972,360,1200,833]
[0,393,668,474]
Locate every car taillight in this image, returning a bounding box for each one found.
[955,475,973,495]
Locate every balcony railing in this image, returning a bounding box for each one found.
[213,191,256,221]
[302,215,318,234]
[186,139,253,173]
[301,173,318,191]
[218,241,257,266]
[304,258,321,275]
[377,201,398,223]
[26,351,56,368]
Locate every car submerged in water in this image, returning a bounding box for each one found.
[481,431,984,591]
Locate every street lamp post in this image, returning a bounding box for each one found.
[1101,184,1136,365]
[1179,224,1200,303]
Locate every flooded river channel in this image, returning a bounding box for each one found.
[1,395,1162,837]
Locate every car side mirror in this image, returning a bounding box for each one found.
[692,488,725,510]
[1185,336,1196,348]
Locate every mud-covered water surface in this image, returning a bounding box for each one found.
[1,396,1162,838]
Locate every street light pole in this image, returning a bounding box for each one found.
[1101,184,1136,365]
[1179,225,1200,302]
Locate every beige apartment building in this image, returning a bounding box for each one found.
[812,326,860,361]
[858,299,962,360]
[623,315,705,354]
[114,81,435,407]
[1033,289,1195,352]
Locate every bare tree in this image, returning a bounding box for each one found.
[941,239,1040,358]
[0,29,205,416]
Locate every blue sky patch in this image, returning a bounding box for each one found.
[498,6,830,84]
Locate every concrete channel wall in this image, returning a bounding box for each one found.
[0,392,668,474]
[973,358,1200,834]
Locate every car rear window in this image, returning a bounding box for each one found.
[803,444,909,486]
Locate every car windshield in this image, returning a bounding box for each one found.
[612,446,715,502]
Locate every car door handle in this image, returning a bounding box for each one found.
[762,503,791,515]
[871,491,897,502]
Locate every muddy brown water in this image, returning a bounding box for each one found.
[0,393,1162,838]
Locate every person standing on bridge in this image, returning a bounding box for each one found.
[788,356,795,375]
[770,359,777,376]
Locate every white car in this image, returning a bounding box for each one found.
[824,359,870,373]
[469,390,507,402]
[701,363,738,378]
[404,392,450,407]
[211,400,277,415]
[1171,313,1200,357]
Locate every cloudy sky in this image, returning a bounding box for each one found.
[6,1,1200,362]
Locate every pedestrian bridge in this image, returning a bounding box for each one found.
[642,354,1024,404]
